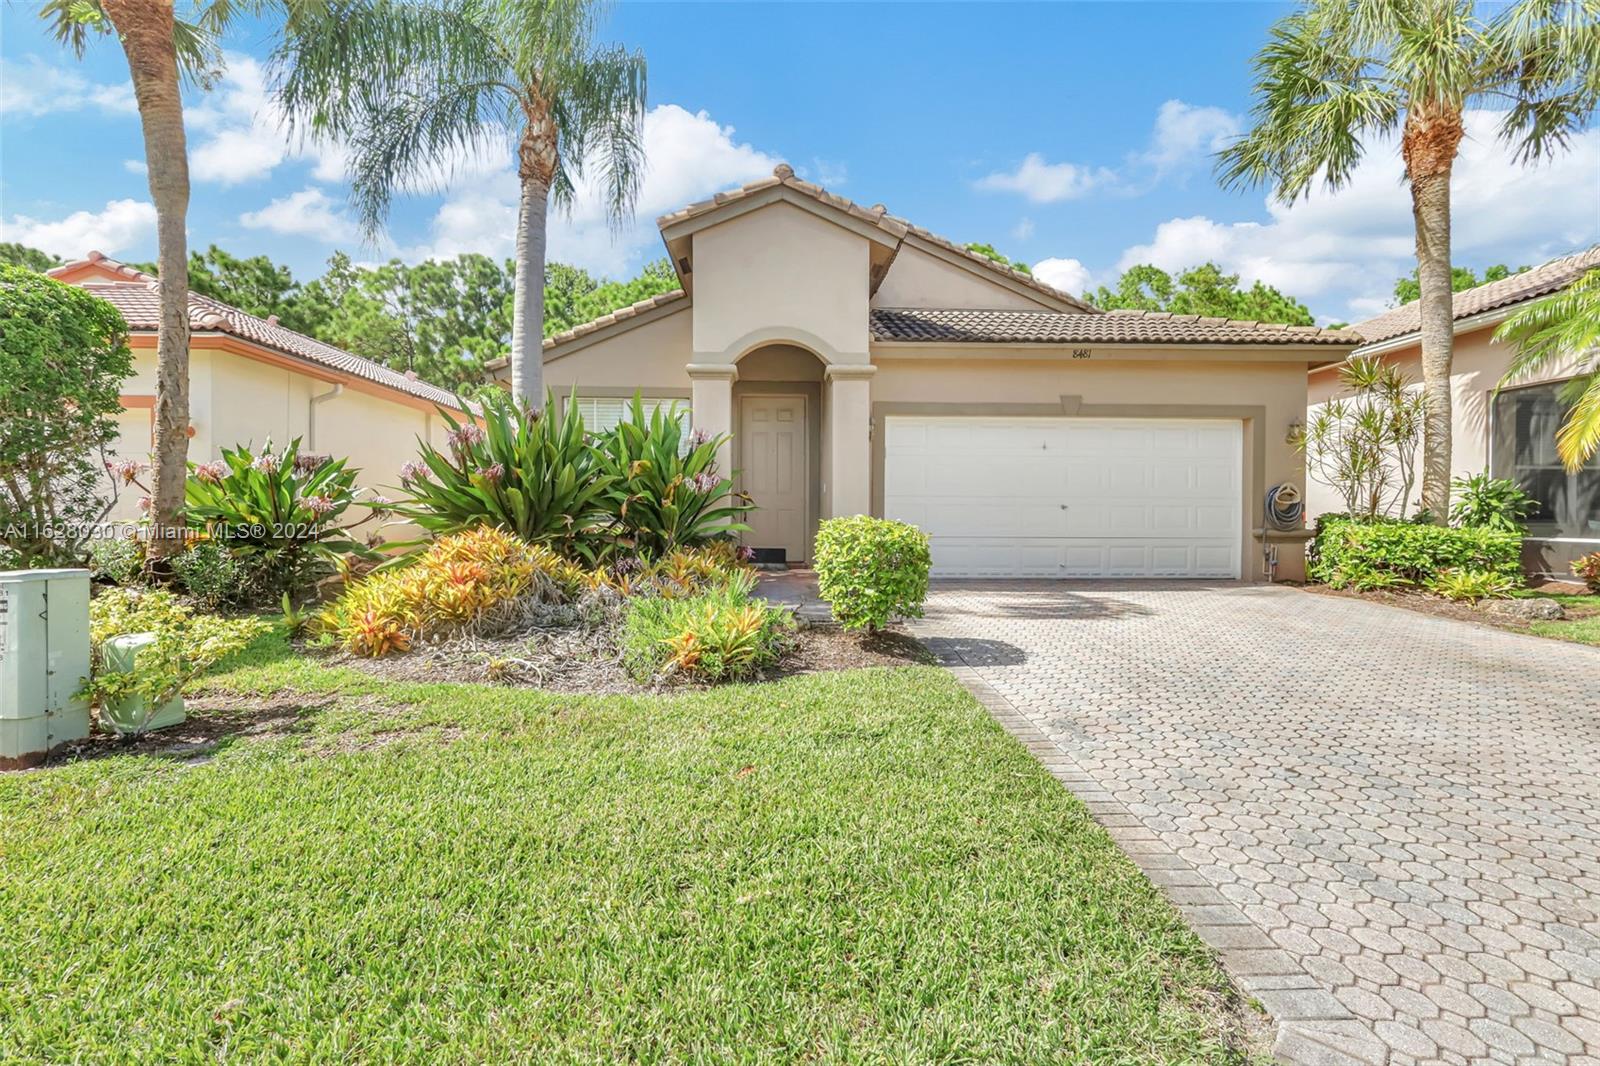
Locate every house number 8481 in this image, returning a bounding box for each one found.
[1072,348,1092,359]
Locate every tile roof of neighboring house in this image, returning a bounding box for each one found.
[870,307,1362,346]
[1350,246,1600,347]
[52,253,463,409]
[658,164,1097,312]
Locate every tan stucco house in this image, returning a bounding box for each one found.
[490,164,1358,581]
[48,253,461,523]
[1307,247,1600,576]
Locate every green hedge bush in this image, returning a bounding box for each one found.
[1309,515,1522,589]
[813,516,931,631]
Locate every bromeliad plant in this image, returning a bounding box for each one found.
[593,396,752,558]
[182,438,381,595]
[389,390,617,561]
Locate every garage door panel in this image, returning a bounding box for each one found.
[883,416,1242,579]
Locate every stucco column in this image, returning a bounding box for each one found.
[687,363,739,475]
[825,364,875,517]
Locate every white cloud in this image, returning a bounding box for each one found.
[1140,100,1240,176]
[240,187,360,242]
[0,198,156,259]
[975,153,1113,204]
[123,159,148,176]
[410,103,783,276]
[186,52,348,186]
[1031,257,1093,296]
[1108,109,1600,323]
[808,159,848,188]
[1011,217,1035,241]
[0,55,135,118]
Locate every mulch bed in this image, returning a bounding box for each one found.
[329,619,934,693]
[1298,579,1597,634]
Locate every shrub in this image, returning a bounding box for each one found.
[1,264,134,565]
[592,397,751,557]
[1572,551,1600,592]
[87,537,145,585]
[622,583,792,683]
[1299,356,1425,520]
[1309,515,1522,588]
[80,588,269,734]
[183,438,379,598]
[585,543,754,599]
[169,539,246,611]
[1449,473,1537,532]
[388,390,617,561]
[813,516,932,631]
[316,527,578,657]
[1429,568,1517,603]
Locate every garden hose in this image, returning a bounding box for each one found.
[1265,483,1304,531]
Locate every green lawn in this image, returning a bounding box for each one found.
[1,634,1261,1064]
[1515,589,1600,646]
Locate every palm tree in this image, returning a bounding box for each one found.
[1217,0,1598,521]
[41,0,239,568]
[274,0,647,406]
[1496,267,1600,471]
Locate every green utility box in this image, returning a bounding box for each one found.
[100,633,185,735]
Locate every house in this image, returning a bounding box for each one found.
[488,164,1359,581]
[47,253,463,522]
[1307,247,1600,577]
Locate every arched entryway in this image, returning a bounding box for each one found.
[733,343,825,564]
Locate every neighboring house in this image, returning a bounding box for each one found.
[1307,247,1600,577]
[487,164,1359,581]
[48,253,462,524]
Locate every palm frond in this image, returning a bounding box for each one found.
[38,0,233,84]
[1495,267,1600,384]
[1487,0,1600,162]
[550,44,647,229]
[1554,371,1600,470]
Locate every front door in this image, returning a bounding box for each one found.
[739,394,809,563]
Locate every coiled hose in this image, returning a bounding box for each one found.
[1264,482,1304,531]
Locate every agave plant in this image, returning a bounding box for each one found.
[388,390,617,560]
[593,395,752,559]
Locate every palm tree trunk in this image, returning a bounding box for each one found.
[510,100,558,407]
[104,0,191,565]
[1404,107,1463,523]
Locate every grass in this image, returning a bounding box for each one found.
[1512,588,1600,646]
[1,632,1261,1064]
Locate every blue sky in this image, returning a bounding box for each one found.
[3,1,1597,324]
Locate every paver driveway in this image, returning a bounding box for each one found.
[913,582,1600,1066]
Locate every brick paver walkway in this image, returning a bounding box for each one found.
[914,581,1600,1066]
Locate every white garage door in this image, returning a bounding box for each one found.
[884,416,1243,578]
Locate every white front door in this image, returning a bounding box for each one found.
[739,394,809,563]
[884,416,1243,578]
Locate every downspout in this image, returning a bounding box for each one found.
[308,383,343,451]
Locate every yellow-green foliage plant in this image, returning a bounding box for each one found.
[318,527,579,657]
[813,516,932,631]
[80,589,269,732]
[622,583,793,683]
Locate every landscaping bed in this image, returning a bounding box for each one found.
[1,641,1267,1063]
[1300,579,1600,646]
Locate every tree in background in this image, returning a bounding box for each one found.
[276,0,647,407]
[1089,263,1316,325]
[0,266,134,566]
[964,242,1032,276]
[0,243,64,273]
[1219,0,1598,522]
[1392,262,1529,305]
[1496,267,1600,470]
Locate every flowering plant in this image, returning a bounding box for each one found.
[592,394,751,559]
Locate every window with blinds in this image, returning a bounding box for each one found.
[576,397,689,435]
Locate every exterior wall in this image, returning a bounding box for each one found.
[1305,325,1589,519]
[106,344,448,534]
[872,245,1046,311]
[872,352,1315,581]
[544,307,693,395]
[691,202,872,365]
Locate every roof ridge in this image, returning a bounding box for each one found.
[46,250,157,282]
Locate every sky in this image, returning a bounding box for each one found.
[2,1,1598,326]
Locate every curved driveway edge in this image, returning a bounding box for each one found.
[913,581,1600,1066]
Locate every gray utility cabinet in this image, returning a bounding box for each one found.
[0,569,91,769]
